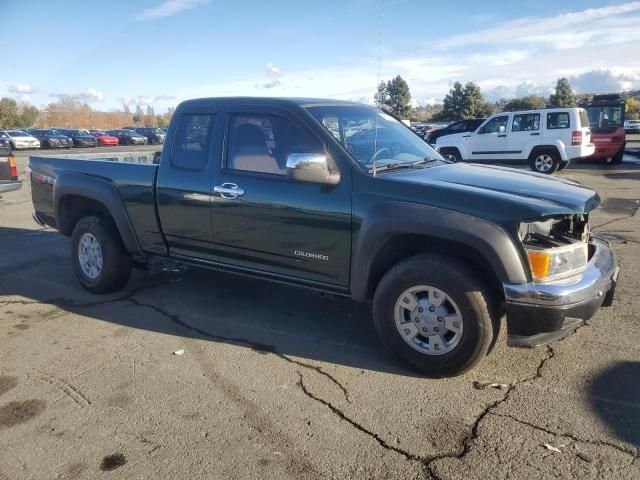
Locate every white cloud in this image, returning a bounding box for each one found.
[569,68,640,93]
[6,83,36,103]
[136,0,209,21]
[49,88,105,103]
[8,84,35,95]
[438,2,640,50]
[266,62,282,78]
[118,95,176,107]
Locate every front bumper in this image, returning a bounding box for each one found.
[503,236,618,347]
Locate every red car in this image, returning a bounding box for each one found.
[90,131,119,146]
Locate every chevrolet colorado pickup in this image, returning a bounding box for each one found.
[29,97,619,376]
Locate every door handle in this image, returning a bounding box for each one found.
[497,134,507,138]
[214,183,244,199]
[530,132,540,136]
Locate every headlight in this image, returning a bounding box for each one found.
[525,242,588,281]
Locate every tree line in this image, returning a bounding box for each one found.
[376,76,640,122]
[0,95,174,130]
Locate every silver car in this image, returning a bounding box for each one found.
[0,130,41,150]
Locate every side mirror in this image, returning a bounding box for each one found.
[498,125,506,133]
[286,153,340,185]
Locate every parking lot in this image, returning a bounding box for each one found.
[1,146,639,479]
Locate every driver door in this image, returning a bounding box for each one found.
[469,115,509,162]
[211,104,352,287]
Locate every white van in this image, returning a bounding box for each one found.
[436,108,595,174]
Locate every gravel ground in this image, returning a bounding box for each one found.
[0,146,639,479]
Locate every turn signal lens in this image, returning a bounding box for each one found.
[8,154,18,179]
[527,251,550,280]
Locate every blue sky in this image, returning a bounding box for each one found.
[2,0,640,112]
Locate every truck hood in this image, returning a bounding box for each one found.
[386,162,600,220]
[435,132,468,145]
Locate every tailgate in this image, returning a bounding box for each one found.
[0,144,12,180]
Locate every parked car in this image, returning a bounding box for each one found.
[0,139,21,194]
[436,108,594,174]
[0,130,41,150]
[57,129,99,148]
[426,119,486,144]
[89,131,119,146]
[582,94,626,164]
[624,120,640,133]
[26,129,74,149]
[30,97,618,377]
[106,129,148,145]
[130,127,166,144]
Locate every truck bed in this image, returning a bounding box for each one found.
[30,151,163,253]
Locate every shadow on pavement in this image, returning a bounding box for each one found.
[589,361,640,447]
[0,226,417,377]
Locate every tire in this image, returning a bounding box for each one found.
[610,148,624,165]
[373,254,497,377]
[43,141,51,149]
[9,141,17,151]
[529,149,560,174]
[558,160,570,171]
[71,215,132,293]
[440,147,462,163]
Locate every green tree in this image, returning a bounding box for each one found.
[15,105,39,128]
[385,75,412,118]
[0,97,20,128]
[374,81,387,108]
[548,78,577,107]
[434,81,493,121]
[500,95,547,112]
[625,97,640,120]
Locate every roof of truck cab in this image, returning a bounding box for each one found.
[179,97,371,108]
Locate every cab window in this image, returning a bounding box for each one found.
[171,113,214,170]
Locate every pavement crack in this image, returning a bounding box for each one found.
[281,356,351,403]
[296,372,420,461]
[127,297,352,404]
[423,346,556,479]
[593,202,640,230]
[490,412,638,458]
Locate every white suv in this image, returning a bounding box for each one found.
[436,108,595,174]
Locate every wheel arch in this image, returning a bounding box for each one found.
[54,172,143,255]
[528,143,564,161]
[350,203,528,301]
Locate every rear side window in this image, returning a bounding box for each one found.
[547,112,570,129]
[171,113,214,170]
[512,113,540,132]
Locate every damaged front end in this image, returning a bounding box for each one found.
[503,213,619,348]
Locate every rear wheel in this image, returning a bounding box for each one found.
[373,254,496,377]
[610,148,624,165]
[440,148,462,163]
[530,150,560,174]
[71,215,132,293]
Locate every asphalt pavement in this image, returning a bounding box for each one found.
[0,146,638,479]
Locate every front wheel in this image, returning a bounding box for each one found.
[71,215,132,293]
[373,254,497,377]
[440,148,462,163]
[530,150,560,174]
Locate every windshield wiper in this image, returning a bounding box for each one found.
[369,157,439,174]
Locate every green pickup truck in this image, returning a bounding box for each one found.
[29,97,619,376]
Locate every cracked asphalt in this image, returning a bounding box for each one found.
[1,147,639,479]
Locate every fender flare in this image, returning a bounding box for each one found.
[53,172,143,255]
[527,143,566,161]
[350,202,528,301]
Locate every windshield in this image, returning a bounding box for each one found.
[305,105,446,172]
[586,105,623,127]
[8,130,29,137]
